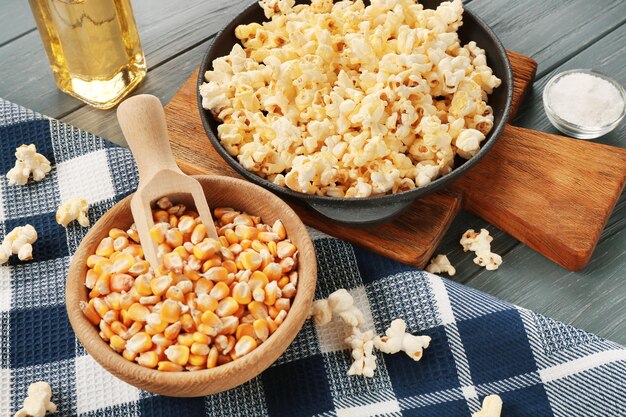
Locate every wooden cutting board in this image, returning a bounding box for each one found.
[165,51,626,271]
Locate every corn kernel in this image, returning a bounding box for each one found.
[178,216,196,234]
[220,211,239,224]
[205,266,228,282]
[163,252,183,273]
[263,263,282,281]
[135,274,153,296]
[258,232,280,242]
[225,228,239,245]
[216,297,238,318]
[252,288,265,303]
[110,273,133,293]
[253,318,270,341]
[110,321,127,338]
[275,309,287,325]
[177,333,195,347]
[139,295,160,305]
[190,224,207,244]
[179,313,196,332]
[206,346,219,369]
[197,294,218,312]
[128,260,150,276]
[128,303,150,322]
[228,243,243,256]
[149,275,171,297]
[194,278,214,295]
[110,335,127,352]
[109,228,128,239]
[236,323,255,340]
[193,240,220,261]
[272,220,287,239]
[275,298,290,312]
[239,250,262,271]
[189,341,210,356]
[80,301,101,325]
[104,292,122,310]
[210,282,230,300]
[251,240,268,253]
[232,282,252,305]
[249,271,269,290]
[248,301,269,320]
[277,241,297,259]
[160,299,181,323]
[85,269,98,289]
[220,316,239,334]
[137,351,159,368]
[280,257,296,273]
[165,286,184,302]
[153,210,170,223]
[125,321,143,340]
[158,361,183,372]
[173,245,189,260]
[222,260,237,274]
[123,349,137,362]
[96,237,114,257]
[93,297,109,318]
[159,322,180,340]
[267,317,278,334]
[267,241,278,257]
[127,332,152,353]
[215,335,236,355]
[236,225,259,241]
[127,228,140,243]
[165,229,184,248]
[188,353,208,367]
[281,282,297,298]
[234,335,257,357]
[264,281,281,306]
[157,243,172,259]
[149,223,169,244]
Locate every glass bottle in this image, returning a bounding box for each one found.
[28,0,147,109]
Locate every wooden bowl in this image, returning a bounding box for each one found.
[66,175,317,397]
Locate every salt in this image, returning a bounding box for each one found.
[546,72,624,127]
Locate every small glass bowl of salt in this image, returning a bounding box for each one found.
[543,69,626,139]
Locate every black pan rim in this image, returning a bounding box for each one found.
[196,0,514,207]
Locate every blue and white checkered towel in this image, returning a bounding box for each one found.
[0,98,624,417]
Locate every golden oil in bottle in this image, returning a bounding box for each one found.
[28,0,146,109]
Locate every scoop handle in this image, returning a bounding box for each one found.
[117,94,183,184]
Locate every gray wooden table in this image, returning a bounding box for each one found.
[1,0,624,344]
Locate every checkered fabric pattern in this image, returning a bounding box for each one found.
[0,98,624,417]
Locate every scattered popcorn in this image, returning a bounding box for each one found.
[460,229,502,270]
[6,144,51,186]
[374,319,431,361]
[345,327,377,378]
[14,381,56,417]
[472,394,503,417]
[327,289,364,327]
[56,197,90,228]
[311,299,333,326]
[0,224,38,264]
[311,289,364,327]
[425,254,456,276]
[200,0,501,197]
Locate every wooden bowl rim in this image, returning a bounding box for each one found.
[66,175,317,396]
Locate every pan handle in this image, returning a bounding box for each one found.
[306,199,412,227]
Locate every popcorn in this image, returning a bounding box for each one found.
[311,289,364,327]
[425,254,456,276]
[200,0,500,197]
[472,395,503,417]
[374,319,431,360]
[345,327,377,378]
[0,224,38,264]
[460,229,502,271]
[6,144,51,186]
[14,381,56,417]
[56,197,90,228]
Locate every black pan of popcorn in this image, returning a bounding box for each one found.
[197,0,513,225]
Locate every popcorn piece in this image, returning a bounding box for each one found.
[472,395,503,417]
[200,0,501,198]
[311,299,332,326]
[310,289,364,327]
[327,289,364,327]
[1,224,38,264]
[56,197,90,228]
[460,229,502,271]
[374,319,431,361]
[345,327,377,378]
[425,254,456,276]
[14,381,57,417]
[6,144,51,186]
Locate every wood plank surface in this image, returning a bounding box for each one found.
[0,0,35,46]
[0,0,250,119]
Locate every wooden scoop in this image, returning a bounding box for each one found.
[117,94,218,271]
